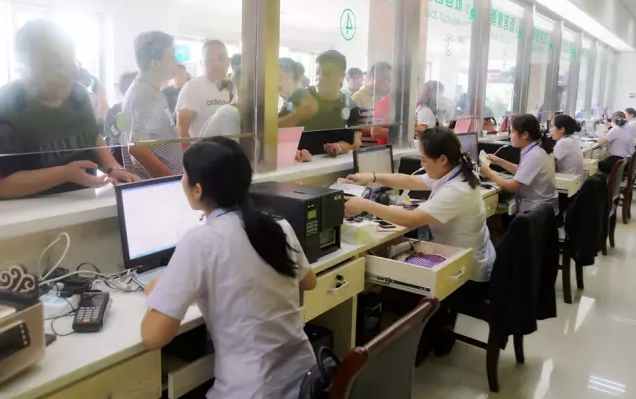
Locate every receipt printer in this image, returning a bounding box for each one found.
[250,182,344,263]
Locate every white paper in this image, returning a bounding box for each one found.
[479,150,490,167]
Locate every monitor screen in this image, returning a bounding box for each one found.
[457,133,478,164]
[354,145,394,174]
[116,176,204,267]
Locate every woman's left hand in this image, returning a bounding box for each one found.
[345,196,369,217]
[110,169,142,184]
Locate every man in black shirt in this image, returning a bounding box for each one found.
[0,19,138,199]
[278,50,362,156]
[162,64,190,113]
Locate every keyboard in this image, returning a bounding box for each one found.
[132,266,166,288]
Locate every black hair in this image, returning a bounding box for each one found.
[419,80,444,115]
[553,114,581,136]
[279,57,304,81]
[316,50,347,72]
[369,61,391,76]
[118,72,137,96]
[419,127,478,189]
[512,114,554,154]
[183,137,298,278]
[346,67,363,78]
[612,111,627,127]
[14,19,73,66]
[78,68,99,94]
[134,31,174,72]
[625,108,636,118]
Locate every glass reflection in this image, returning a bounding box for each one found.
[576,39,593,119]
[527,13,554,121]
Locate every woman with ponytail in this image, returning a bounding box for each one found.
[598,111,635,173]
[345,126,496,283]
[141,137,317,399]
[481,114,558,214]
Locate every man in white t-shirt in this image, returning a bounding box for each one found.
[176,40,231,145]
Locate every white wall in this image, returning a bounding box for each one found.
[611,52,636,112]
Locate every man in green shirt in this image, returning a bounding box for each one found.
[0,19,138,199]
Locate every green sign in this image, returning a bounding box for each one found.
[340,8,356,41]
[425,0,475,26]
[532,27,549,45]
[562,40,577,58]
[490,8,517,34]
[430,0,465,12]
[174,45,190,63]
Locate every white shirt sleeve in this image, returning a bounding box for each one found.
[418,185,465,224]
[553,139,565,161]
[420,173,435,189]
[199,105,241,138]
[280,219,312,280]
[514,152,541,186]
[416,106,436,127]
[147,229,207,320]
[605,127,618,143]
[175,81,196,112]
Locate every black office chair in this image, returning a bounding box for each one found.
[620,152,636,224]
[606,159,627,251]
[327,298,439,399]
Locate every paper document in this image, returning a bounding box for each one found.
[479,150,490,167]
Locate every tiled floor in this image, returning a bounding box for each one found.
[413,208,636,399]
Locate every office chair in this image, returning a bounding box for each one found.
[606,159,627,250]
[620,153,636,224]
[328,298,439,399]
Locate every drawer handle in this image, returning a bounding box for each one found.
[448,267,467,281]
[328,280,349,293]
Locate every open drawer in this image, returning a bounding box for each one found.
[163,353,215,399]
[365,241,473,300]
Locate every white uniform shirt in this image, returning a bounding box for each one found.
[419,167,496,282]
[554,135,584,175]
[514,142,559,214]
[176,75,231,137]
[605,125,635,158]
[199,104,240,138]
[147,210,316,399]
[416,105,437,128]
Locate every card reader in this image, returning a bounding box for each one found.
[72,292,112,333]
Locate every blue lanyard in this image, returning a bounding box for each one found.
[429,169,462,200]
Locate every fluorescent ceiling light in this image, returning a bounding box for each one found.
[536,0,633,51]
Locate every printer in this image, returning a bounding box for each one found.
[250,182,344,263]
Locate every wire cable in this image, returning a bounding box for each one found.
[38,232,71,280]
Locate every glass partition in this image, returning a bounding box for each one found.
[527,13,554,120]
[558,28,576,113]
[278,0,401,152]
[0,0,249,199]
[421,0,474,125]
[604,50,617,115]
[591,43,606,117]
[485,0,526,121]
[576,38,592,118]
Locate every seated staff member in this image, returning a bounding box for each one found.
[598,111,635,174]
[122,31,183,179]
[142,137,318,399]
[551,114,584,175]
[481,114,559,214]
[345,127,496,284]
[279,50,362,156]
[0,19,138,199]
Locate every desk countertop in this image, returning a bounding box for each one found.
[0,149,418,241]
[0,225,416,399]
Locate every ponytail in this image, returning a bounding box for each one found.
[459,151,479,189]
[540,133,554,154]
[612,111,627,127]
[239,203,298,278]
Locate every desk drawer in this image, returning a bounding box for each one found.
[163,353,215,399]
[304,257,365,322]
[483,193,499,218]
[46,351,161,399]
[366,241,473,300]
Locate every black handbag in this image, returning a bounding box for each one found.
[297,347,340,399]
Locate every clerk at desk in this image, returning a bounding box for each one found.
[142,137,317,399]
[278,50,363,157]
[344,127,496,285]
[0,19,138,199]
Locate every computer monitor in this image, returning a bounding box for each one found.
[115,176,204,269]
[457,132,478,164]
[353,145,394,174]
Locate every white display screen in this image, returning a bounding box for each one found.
[120,179,204,260]
[356,147,393,174]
